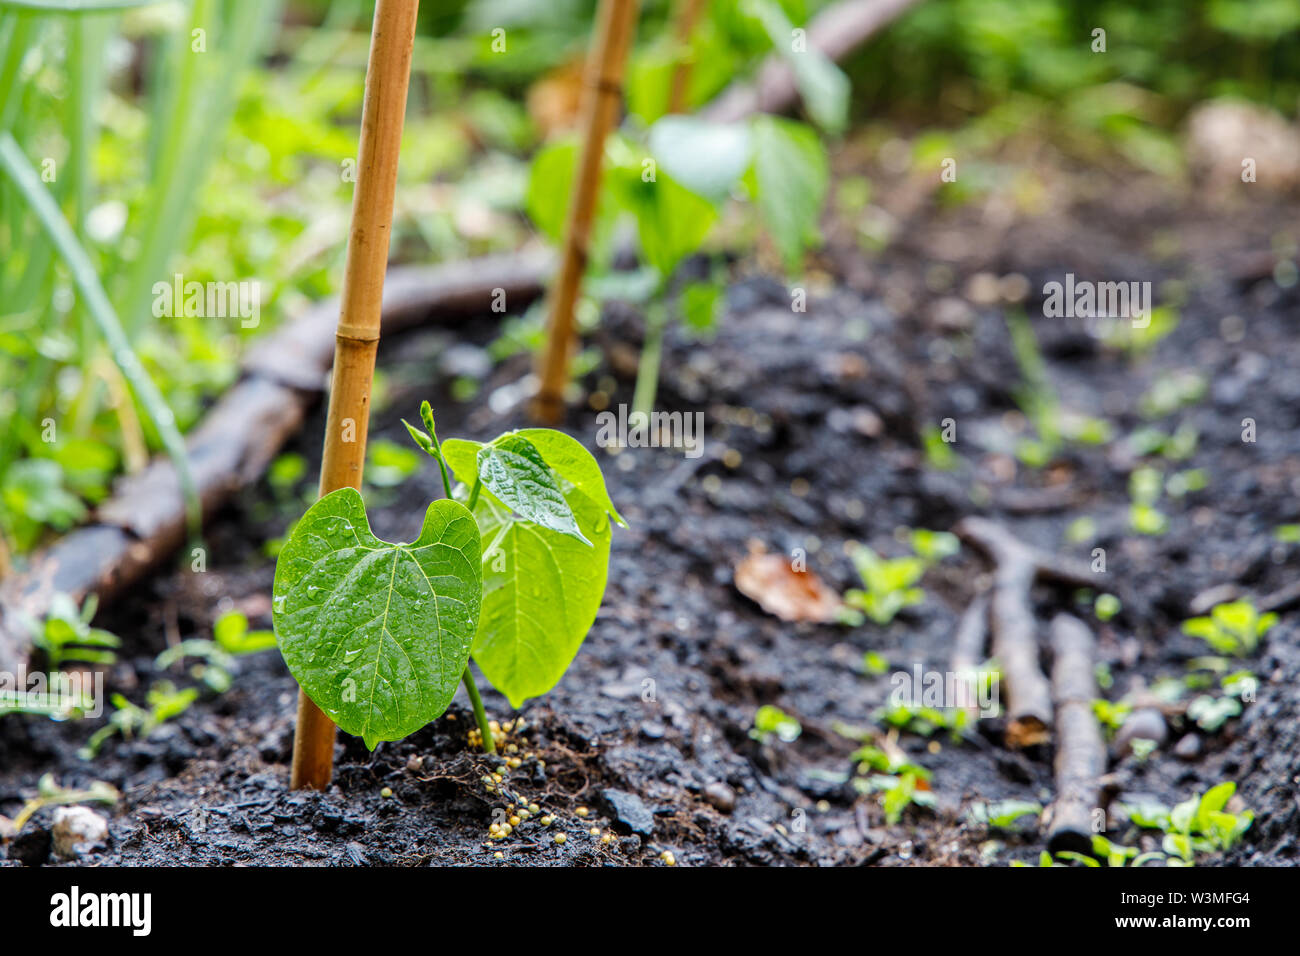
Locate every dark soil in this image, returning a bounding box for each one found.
[4,164,1299,867]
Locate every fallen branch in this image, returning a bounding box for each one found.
[1258,578,1300,615]
[701,0,924,124]
[950,591,989,723]
[954,516,1099,591]
[1045,613,1107,856]
[955,517,1103,748]
[0,253,552,677]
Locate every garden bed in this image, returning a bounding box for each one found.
[3,175,1298,867]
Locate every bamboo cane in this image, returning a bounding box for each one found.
[667,0,705,114]
[532,0,640,424]
[290,0,420,791]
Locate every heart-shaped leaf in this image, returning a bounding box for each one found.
[442,432,620,707]
[272,488,482,749]
[475,434,590,544]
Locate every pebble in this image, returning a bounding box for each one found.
[703,781,737,814]
[1115,708,1168,756]
[52,806,109,859]
[1174,733,1203,761]
[600,788,655,837]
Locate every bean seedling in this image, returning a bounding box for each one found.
[272,402,623,751]
[1181,599,1277,657]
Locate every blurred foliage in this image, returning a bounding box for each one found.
[2,0,1296,557]
[848,0,1300,118]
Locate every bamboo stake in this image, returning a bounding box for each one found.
[532,0,640,424]
[666,0,704,114]
[290,0,420,791]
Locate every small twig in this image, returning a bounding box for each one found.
[1258,579,1300,615]
[955,516,1099,591]
[950,591,989,723]
[955,518,1072,747]
[1045,613,1106,856]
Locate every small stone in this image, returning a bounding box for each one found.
[52,806,109,859]
[600,788,655,837]
[1173,733,1202,761]
[9,826,52,866]
[703,781,736,814]
[439,343,492,381]
[931,296,975,333]
[1115,708,1167,756]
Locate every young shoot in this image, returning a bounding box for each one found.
[271,402,624,753]
[1181,600,1276,657]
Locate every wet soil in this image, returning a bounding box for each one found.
[3,166,1299,867]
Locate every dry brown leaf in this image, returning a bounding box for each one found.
[734,543,843,624]
[1005,715,1051,749]
[527,59,586,138]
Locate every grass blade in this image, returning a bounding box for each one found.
[0,130,202,537]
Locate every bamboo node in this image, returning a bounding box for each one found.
[335,323,381,344]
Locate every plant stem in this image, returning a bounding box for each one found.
[461,665,495,754]
[466,477,482,511]
[433,452,454,501]
[426,430,454,500]
[632,301,667,417]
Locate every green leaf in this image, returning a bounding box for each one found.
[441,440,613,708]
[213,611,276,655]
[608,163,718,278]
[366,439,422,488]
[525,140,578,243]
[474,435,590,545]
[750,116,828,272]
[272,488,482,749]
[510,428,627,527]
[648,116,753,201]
[403,420,437,458]
[680,280,723,336]
[1196,781,1235,822]
[745,0,850,133]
